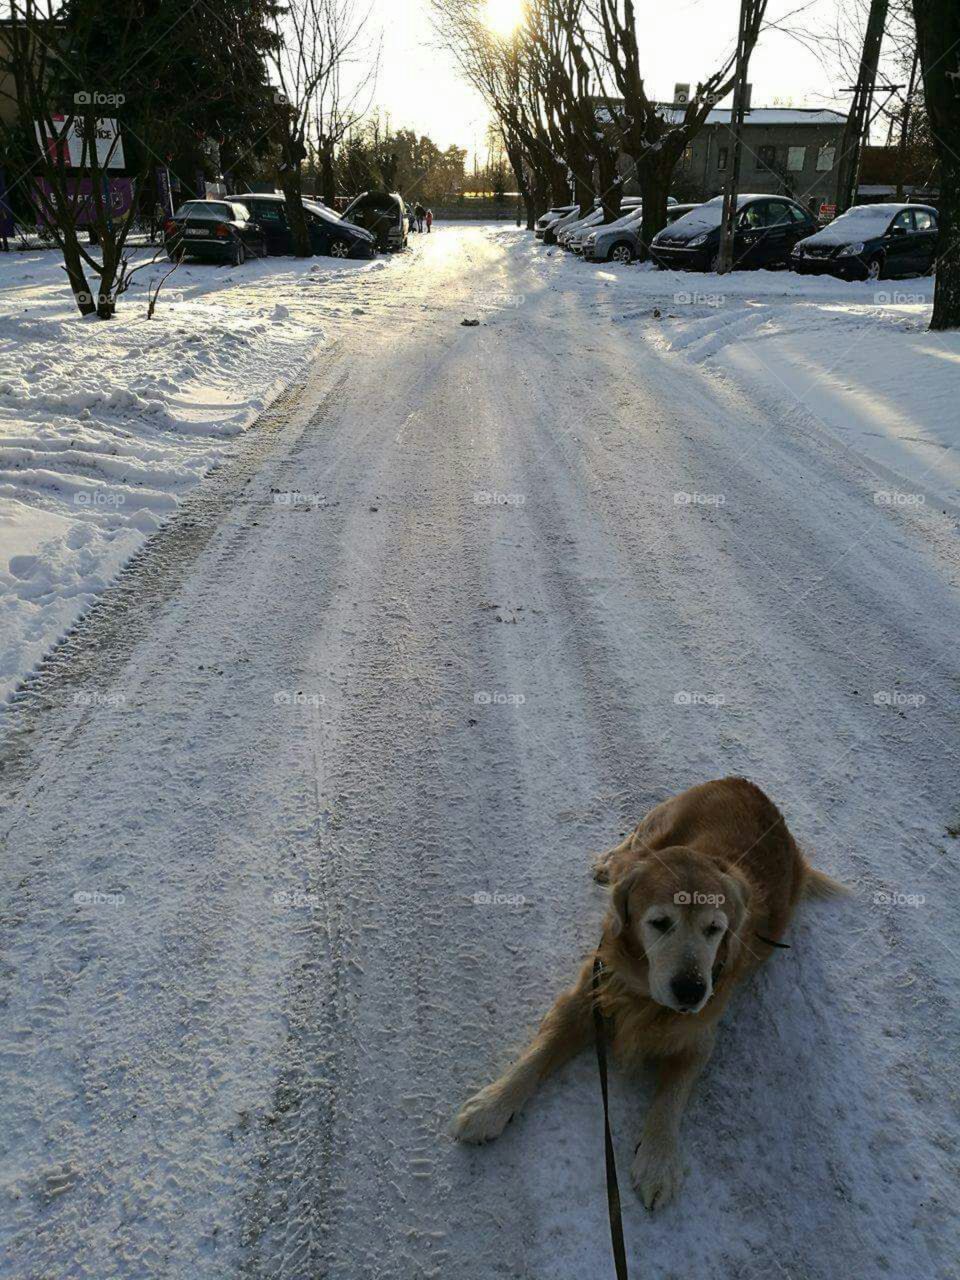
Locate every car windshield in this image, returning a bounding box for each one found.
[174,201,232,220]
[304,201,342,224]
[664,194,757,236]
[809,205,904,242]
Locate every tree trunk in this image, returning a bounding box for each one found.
[636,156,673,261]
[930,148,959,330]
[278,160,312,258]
[913,0,960,328]
[596,147,622,222]
[62,235,96,316]
[320,142,336,207]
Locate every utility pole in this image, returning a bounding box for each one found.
[716,0,752,274]
[834,0,889,213]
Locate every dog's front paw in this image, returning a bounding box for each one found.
[453,1084,515,1144]
[592,853,613,884]
[631,1141,684,1210]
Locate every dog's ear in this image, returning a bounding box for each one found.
[716,868,752,968]
[608,867,646,940]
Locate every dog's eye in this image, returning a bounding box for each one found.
[704,924,724,938]
[649,917,672,934]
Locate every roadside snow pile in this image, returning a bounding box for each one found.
[640,275,960,506]
[496,225,957,508]
[0,249,373,702]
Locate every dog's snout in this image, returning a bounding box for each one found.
[671,974,707,1010]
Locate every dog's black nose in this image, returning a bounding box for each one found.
[671,974,707,1010]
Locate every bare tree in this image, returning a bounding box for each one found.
[912,0,960,328]
[1,1,190,316]
[267,0,374,252]
[586,0,768,255]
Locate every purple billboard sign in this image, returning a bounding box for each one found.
[34,176,135,228]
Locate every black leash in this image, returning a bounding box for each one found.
[591,934,788,1279]
[592,955,629,1280]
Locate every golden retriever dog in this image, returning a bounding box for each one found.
[454,777,845,1209]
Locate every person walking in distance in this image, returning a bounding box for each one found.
[425,208,433,233]
[414,202,425,233]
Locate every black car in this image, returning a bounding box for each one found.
[650,194,818,272]
[239,192,376,259]
[341,191,409,252]
[164,199,266,266]
[666,203,702,224]
[791,203,939,281]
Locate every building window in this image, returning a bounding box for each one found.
[817,145,835,172]
[787,146,806,172]
[681,145,693,168]
[756,145,776,171]
[717,146,728,171]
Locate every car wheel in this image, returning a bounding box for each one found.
[608,242,635,264]
[166,246,184,263]
[231,239,246,267]
[329,238,351,259]
[865,256,882,282]
[709,250,721,272]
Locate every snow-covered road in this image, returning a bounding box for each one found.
[2,225,958,1280]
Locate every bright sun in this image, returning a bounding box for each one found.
[484,0,525,38]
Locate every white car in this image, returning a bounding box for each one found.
[559,208,605,250]
[579,205,645,260]
[534,204,576,240]
[567,198,645,253]
[581,197,681,263]
[545,204,596,244]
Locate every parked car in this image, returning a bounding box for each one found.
[579,199,686,263]
[650,194,817,272]
[665,203,702,224]
[535,204,576,240]
[559,207,605,250]
[240,192,376,259]
[341,191,409,251]
[582,204,646,263]
[791,203,939,281]
[164,199,266,266]
[543,204,594,245]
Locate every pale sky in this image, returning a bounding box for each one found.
[363,0,859,163]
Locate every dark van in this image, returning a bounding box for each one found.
[341,191,409,252]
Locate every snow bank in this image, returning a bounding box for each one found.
[506,224,959,508]
[0,248,380,702]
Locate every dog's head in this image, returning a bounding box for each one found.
[606,847,751,1014]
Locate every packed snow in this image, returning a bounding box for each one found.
[0,247,387,702]
[1,224,958,1280]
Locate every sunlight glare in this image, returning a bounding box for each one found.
[484,0,525,39]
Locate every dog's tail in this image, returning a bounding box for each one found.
[802,862,850,900]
